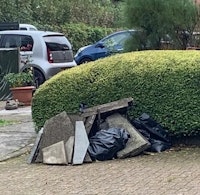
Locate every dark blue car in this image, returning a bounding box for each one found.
[74,29,137,65]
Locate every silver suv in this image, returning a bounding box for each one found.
[0,30,77,86]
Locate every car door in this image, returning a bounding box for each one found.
[101,31,131,56]
[93,31,130,60]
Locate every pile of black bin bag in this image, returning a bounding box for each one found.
[87,113,172,161]
[131,113,172,153]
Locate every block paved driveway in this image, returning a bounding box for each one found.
[0,146,199,195]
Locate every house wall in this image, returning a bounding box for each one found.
[194,0,200,4]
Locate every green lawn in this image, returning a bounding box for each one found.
[0,119,13,127]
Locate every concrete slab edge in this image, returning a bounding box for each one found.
[0,141,34,162]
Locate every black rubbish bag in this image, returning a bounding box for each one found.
[149,139,172,153]
[88,128,130,161]
[131,113,172,152]
[132,113,171,143]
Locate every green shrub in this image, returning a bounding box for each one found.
[32,50,200,137]
[60,23,114,53]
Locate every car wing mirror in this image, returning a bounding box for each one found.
[95,42,105,48]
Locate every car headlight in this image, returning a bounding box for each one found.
[74,47,85,58]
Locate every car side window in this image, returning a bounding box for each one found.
[1,34,33,51]
[30,27,37,31]
[103,32,130,51]
[20,35,33,51]
[19,27,28,30]
[1,35,20,48]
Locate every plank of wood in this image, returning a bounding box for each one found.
[81,97,133,118]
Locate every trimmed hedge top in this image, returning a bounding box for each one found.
[32,50,200,136]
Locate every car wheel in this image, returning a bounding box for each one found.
[79,58,92,64]
[33,68,45,88]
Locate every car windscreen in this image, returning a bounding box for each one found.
[43,35,71,51]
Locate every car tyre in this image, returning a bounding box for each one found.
[79,58,92,65]
[33,68,45,88]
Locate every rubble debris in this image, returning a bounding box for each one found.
[27,128,43,164]
[106,113,150,158]
[28,97,171,166]
[83,152,92,163]
[84,114,96,135]
[35,111,75,162]
[81,97,133,118]
[68,114,85,127]
[65,136,74,164]
[42,141,67,165]
[72,121,89,165]
[82,97,134,137]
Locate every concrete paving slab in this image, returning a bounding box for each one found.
[106,113,150,158]
[83,152,92,163]
[42,141,67,165]
[0,106,32,122]
[35,111,75,162]
[0,106,31,115]
[73,121,89,165]
[0,104,35,161]
[27,128,44,164]
[0,122,36,161]
[65,136,74,164]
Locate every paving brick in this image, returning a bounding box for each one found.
[0,147,199,195]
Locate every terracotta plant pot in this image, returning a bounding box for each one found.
[10,86,35,106]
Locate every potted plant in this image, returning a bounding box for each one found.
[4,70,35,106]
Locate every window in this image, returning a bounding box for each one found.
[43,35,71,51]
[1,35,33,51]
[20,35,33,51]
[19,27,28,30]
[43,35,73,63]
[1,35,19,48]
[30,28,37,31]
[103,32,130,51]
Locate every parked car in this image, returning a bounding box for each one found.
[74,29,138,65]
[0,30,77,87]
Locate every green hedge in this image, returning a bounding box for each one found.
[32,50,200,137]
